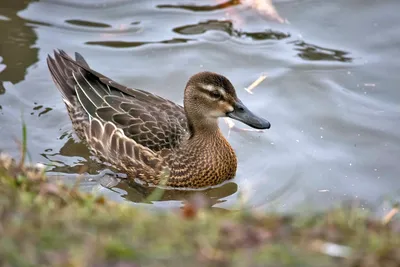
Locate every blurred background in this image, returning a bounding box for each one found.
[0,0,399,213]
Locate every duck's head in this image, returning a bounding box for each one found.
[184,71,270,133]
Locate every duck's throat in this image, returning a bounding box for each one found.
[187,115,220,138]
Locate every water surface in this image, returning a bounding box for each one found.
[0,0,399,212]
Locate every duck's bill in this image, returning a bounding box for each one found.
[227,100,271,129]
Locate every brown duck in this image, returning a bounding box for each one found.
[47,50,270,188]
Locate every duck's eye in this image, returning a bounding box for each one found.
[210,90,221,99]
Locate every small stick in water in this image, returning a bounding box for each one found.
[245,74,268,94]
[223,118,264,135]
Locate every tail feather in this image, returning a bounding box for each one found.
[47,50,77,105]
[47,50,91,140]
[75,52,90,68]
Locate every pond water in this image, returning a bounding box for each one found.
[1,0,399,212]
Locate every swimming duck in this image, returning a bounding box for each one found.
[47,50,270,188]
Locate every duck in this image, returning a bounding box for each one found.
[47,50,270,188]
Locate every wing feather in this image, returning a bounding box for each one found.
[55,50,189,151]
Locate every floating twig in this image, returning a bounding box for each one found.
[223,118,264,135]
[244,74,268,94]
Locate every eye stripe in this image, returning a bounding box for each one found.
[200,83,217,92]
[198,83,226,98]
[199,89,222,100]
[197,87,214,95]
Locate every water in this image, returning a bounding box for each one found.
[0,0,399,212]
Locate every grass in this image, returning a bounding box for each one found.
[0,153,399,267]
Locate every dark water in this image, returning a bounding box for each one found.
[0,0,399,212]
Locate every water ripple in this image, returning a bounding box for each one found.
[40,0,134,10]
[86,38,194,48]
[291,40,353,62]
[65,19,111,28]
[174,20,290,41]
[157,0,240,12]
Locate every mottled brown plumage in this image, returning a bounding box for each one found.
[47,50,270,188]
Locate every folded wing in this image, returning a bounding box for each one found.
[49,50,189,152]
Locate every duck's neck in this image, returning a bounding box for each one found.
[185,116,235,161]
[186,115,220,139]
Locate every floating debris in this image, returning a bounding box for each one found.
[224,117,235,129]
[223,118,264,135]
[318,189,330,193]
[242,0,285,23]
[364,83,376,87]
[244,73,268,94]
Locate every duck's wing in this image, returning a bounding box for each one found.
[47,50,188,151]
[85,118,167,185]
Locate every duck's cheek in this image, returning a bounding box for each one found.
[219,102,234,114]
[208,109,226,118]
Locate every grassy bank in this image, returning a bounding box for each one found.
[0,153,399,267]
